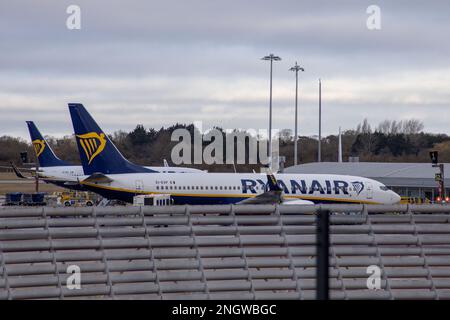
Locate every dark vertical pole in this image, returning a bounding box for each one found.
[318,79,322,162]
[316,209,329,300]
[269,58,273,168]
[294,69,298,166]
[35,157,39,193]
[35,167,39,192]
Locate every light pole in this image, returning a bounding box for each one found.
[289,62,304,166]
[318,78,322,162]
[262,53,281,168]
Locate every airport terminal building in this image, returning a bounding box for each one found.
[284,162,450,202]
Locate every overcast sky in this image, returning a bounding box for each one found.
[1,0,450,140]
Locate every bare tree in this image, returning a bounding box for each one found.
[402,119,424,135]
[356,118,372,134]
[279,129,293,142]
[376,119,424,135]
[377,120,391,134]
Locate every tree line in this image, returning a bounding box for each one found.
[1,119,450,172]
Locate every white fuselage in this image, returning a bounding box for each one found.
[79,172,401,205]
[36,165,204,186]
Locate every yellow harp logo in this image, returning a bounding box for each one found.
[76,132,107,164]
[32,139,46,157]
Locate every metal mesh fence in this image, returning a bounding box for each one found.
[1,204,450,299]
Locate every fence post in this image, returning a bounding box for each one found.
[316,209,330,300]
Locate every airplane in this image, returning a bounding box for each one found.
[10,121,204,190]
[68,103,401,206]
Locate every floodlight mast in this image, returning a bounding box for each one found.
[289,62,305,166]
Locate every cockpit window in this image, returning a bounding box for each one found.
[379,186,389,191]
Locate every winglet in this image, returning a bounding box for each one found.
[266,170,282,192]
[10,161,29,179]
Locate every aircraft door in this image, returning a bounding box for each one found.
[366,182,373,199]
[135,180,144,191]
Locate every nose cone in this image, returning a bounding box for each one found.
[390,191,401,204]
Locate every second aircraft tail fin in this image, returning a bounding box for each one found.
[26,121,69,167]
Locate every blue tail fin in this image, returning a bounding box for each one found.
[26,121,69,167]
[68,103,155,175]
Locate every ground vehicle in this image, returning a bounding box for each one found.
[57,191,94,207]
[4,192,23,206]
[133,194,173,206]
[400,196,432,204]
[4,192,46,206]
[22,193,46,206]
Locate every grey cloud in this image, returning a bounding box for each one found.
[0,0,450,140]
